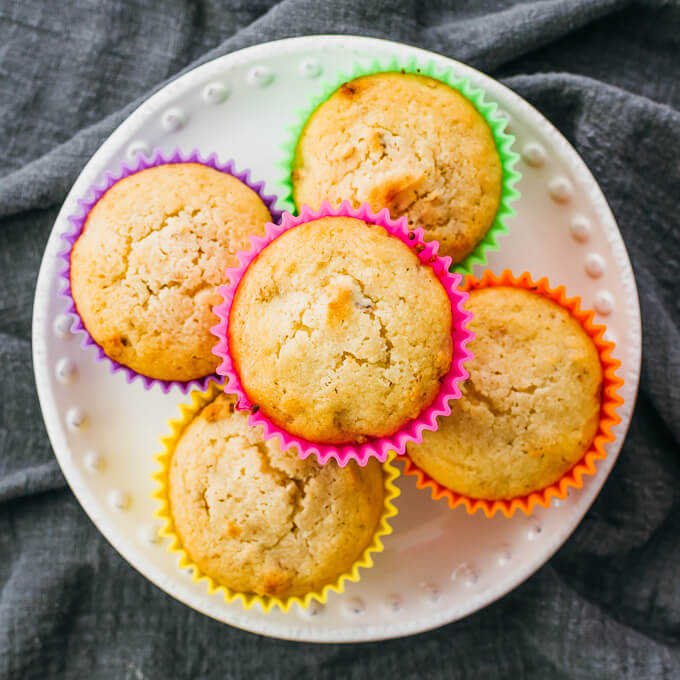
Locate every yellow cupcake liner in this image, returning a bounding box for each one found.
[150,381,401,613]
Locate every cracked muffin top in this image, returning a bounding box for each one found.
[70,163,272,381]
[291,72,503,265]
[168,392,385,598]
[228,216,453,445]
[406,286,603,500]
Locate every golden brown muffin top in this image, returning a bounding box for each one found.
[292,73,502,264]
[407,287,603,499]
[169,393,385,598]
[228,216,453,444]
[71,163,271,381]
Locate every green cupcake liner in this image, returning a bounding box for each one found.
[278,56,522,274]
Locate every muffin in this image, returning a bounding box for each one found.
[291,72,503,264]
[168,392,385,599]
[406,286,603,500]
[70,162,272,382]
[228,216,453,445]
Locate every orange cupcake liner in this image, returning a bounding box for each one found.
[401,269,624,518]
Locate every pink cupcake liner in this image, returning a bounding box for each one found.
[58,148,282,394]
[211,200,475,466]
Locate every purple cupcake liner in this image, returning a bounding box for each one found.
[58,148,282,394]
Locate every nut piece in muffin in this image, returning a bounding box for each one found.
[70,163,272,382]
[168,392,385,599]
[292,72,503,264]
[406,286,603,500]
[228,216,453,445]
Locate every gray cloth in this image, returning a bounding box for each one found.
[1,0,679,677]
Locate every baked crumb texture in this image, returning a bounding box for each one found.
[292,73,503,264]
[155,386,400,608]
[228,216,453,445]
[405,272,623,516]
[70,162,272,382]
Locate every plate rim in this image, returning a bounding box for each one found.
[32,34,642,643]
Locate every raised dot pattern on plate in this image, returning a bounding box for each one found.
[161,107,188,132]
[594,291,615,316]
[383,593,402,613]
[299,58,322,78]
[496,545,512,566]
[570,216,592,242]
[549,176,573,203]
[585,253,605,278]
[109,489,130,511]
[522,142,546,168]
[55,358,77,384]
[301,600,324,617]
[421,582,440,605]
[344,597,365,616]
[452,563,478,587]
[140,524,160,545]
[247,66,273,88]
[526,516,542,541]
[66,407,87,431]
[202,82,229,104]
[126,140,151,163]
[54,314,73,338]
[84,450,104,471]
[496,110,511,126]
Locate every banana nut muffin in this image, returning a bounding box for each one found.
[228,216,453,445]
[291,72,503,264]
[168,392,385,598]
[406,286,603,500]
[70,162,272,382]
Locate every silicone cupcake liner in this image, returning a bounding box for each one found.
[211,200,474,467]
[402,269,625,518]
[58,148,282,394]
[151,381,401,613]
[279,55,522,275]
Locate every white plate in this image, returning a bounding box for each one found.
[32,35,641,643]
